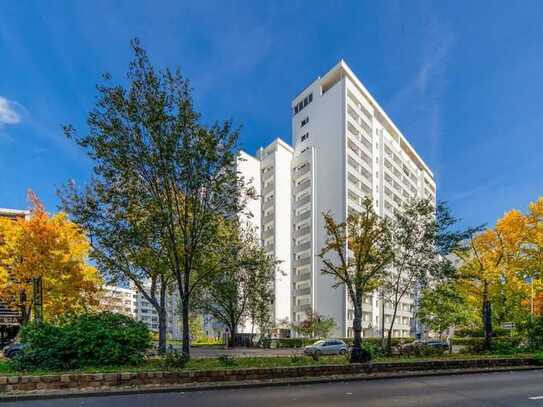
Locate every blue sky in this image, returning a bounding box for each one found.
[1,1,542,228]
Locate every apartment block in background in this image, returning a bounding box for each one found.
[290,60,436,338]
[238,139,293,326]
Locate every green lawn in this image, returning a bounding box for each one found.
[0,353,534,377]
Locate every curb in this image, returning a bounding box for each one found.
[1,365,542,403]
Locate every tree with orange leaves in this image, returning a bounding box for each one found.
[0,191,102,324]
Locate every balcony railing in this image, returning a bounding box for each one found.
[294,165,310,179]
[294,287,311,296]
[294,226,311,239]
[293,257,311,268]
[294,179,311,194]
[262,228,274,240]
[294,195,311,208]
[293,303,312,313]
[262,182,274,196]
[294,211,310,224]
[262,199,274,211]
[294,241,311,253]
[262,213,274,225]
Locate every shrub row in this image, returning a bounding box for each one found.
[272,337,415,349]
[454,327,510,338]
[11,312,152,371]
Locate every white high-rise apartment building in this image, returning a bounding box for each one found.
[290,60,436,338]
[238,139,293,325]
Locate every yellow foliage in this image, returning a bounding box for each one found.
[0,191,102,322]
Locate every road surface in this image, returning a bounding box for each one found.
[4,370,543,406]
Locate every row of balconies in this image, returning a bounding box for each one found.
[294,178,310,194]
[294,286,311,296]
[293,256,311,268]
[293,303,311,313]
[293,241,311,253]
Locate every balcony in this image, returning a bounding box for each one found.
[295,165,310,179]
[262,228,274,240]
[294,226,311,239]
[262,182,274,196]
[262,213,274,225]
[293,303,312,313]
[293,271,311,282]
[294,211,310,224]
[294,287,311,297]
[294,179,311,194]
[294,241,311,253]
[262,199,274,211]
[294,194,311,208]
[262,170,274,183]
[294,256,311,268]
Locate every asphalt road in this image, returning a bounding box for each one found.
[4,370,543,407]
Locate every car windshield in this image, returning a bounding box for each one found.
[313,340,325,346]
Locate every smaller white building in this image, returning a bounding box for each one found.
[239,139,293,327]
[101,284,182,340]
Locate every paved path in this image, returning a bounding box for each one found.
[4,370,543,406]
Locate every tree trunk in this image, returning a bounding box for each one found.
[482,280,493,351]
[380,292,385,348]
[386,302,400,355]
[157,282,168,355]
[181,295,191,357]
[350,296,365,363]
[230,323,237,348]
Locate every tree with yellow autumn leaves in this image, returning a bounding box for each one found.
[455,198,543,349]
[0,191,102,324]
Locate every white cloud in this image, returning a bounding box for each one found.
[387,15,455,174]
[0,96,22,126]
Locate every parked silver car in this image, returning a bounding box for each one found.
[304,339,348,356]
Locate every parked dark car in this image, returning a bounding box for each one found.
[424,340,449,351]
[2,342,26,359]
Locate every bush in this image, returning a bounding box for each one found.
[533,353,543,366]
[454,327,509,338]
[523,317,543,351]
[161,350,189,369]
[272,338,316,348]
[217,354,236,367]
[451,336,523,354]
[11,312,152,371]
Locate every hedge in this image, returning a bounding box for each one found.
[454,327,510,338]
[272,337,415,349]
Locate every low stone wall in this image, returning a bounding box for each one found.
[0,358,535,393]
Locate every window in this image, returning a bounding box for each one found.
[301,117,309,127]
[301,133,309,142]
[293,93,313,115]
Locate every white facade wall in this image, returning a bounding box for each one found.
[102,283,182,340]
[290,60,436,338]
[239,139,293,327]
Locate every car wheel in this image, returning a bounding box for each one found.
[339,348,347,356]
[314,350,321,356]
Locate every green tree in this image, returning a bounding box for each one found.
[194,220,277,346]
[383,200,474,353]
[417,282,475,338]
[60,39,245,357]
[319,197,393,363]
[291,309,336,339]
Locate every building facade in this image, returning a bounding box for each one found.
[289,60,436,338]
[238,139,293,326]
[101,284,182,340]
